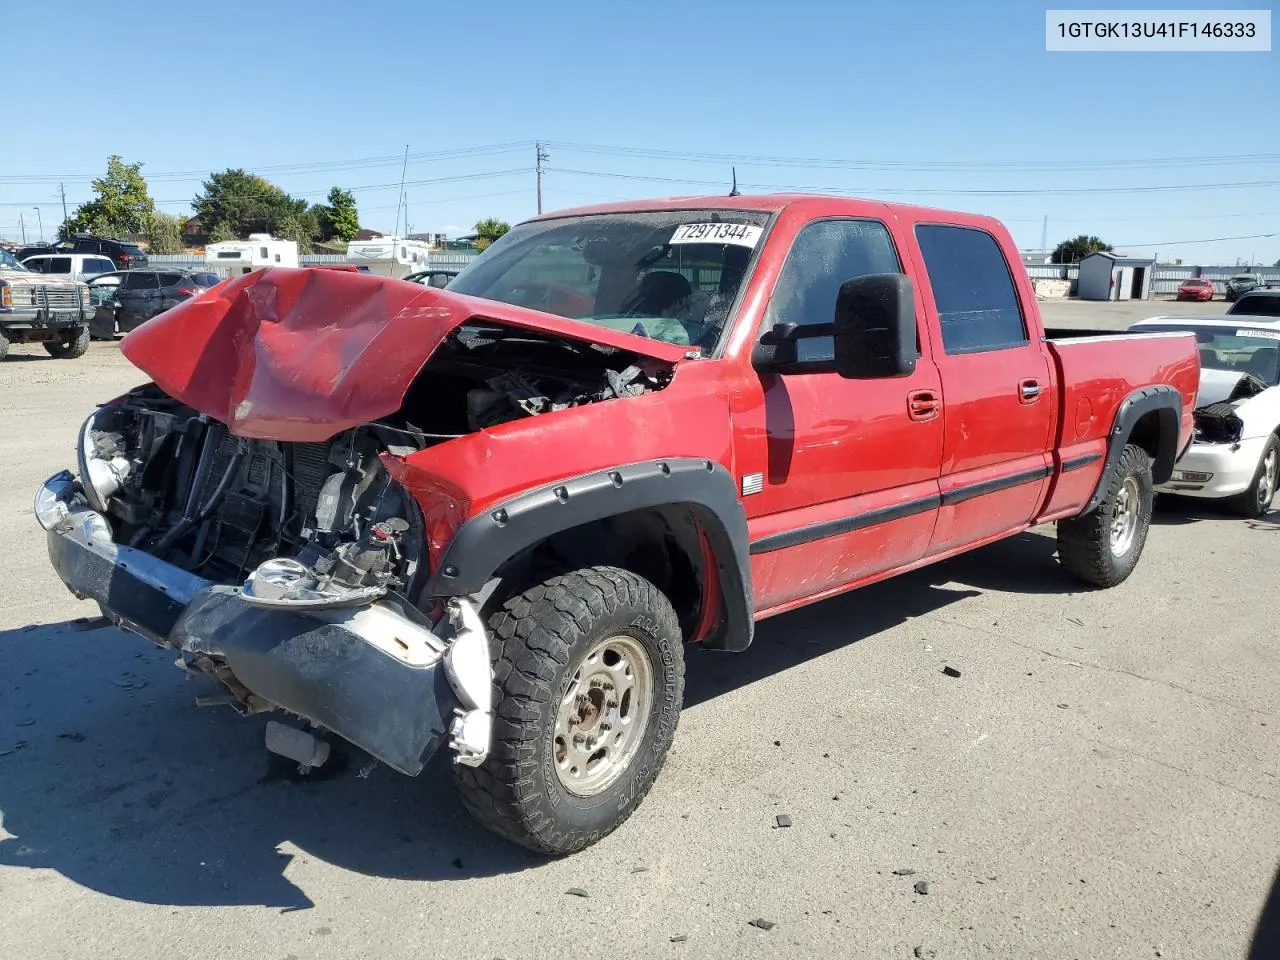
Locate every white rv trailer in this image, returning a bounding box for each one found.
[205,233,299,276]
[344,235,434,279]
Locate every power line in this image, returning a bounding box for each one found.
[0,168,531,207]
[549,141,1280,173]
[551,167,1280,197]
[0,142,532,185]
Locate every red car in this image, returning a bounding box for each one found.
[1177,277,1215,301]
[35,194,1199,855]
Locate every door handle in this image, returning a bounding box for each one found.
[1019,379,1042,403]
[907,389,941,422]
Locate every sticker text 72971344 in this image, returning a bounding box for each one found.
[669,223,763,248]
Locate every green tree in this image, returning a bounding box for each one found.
[1051,234,1114,264]
[192,168,311,240]
[63,155,156,237]
[276,214,314,255]
[473,217,511,251]
[146,213,185,254]
[208,221,235,244]
[319,187,360,242]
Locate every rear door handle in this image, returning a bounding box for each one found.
[907,389,941,422]
[1019,379,1042,403]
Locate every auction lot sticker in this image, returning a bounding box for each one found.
[669,223,763,247]
[1046,10,1271,51]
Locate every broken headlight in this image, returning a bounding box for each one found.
[76,409,131,513]
[1192,403,1244,445]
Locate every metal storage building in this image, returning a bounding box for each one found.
[1076,251,1155,301]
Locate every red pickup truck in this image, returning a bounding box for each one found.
[35,194,1198,855]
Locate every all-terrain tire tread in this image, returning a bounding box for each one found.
[1057,443,1153,588]
[453,565,683,854]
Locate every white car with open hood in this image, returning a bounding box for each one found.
[1129,315,1280,516]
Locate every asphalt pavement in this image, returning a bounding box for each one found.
[1,297,1276,960]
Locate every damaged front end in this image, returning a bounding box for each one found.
[35,271,680,776]
[36,392,494,773]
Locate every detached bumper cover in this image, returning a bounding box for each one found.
[38,472,472,776]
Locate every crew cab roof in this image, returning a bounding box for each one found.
[526,193,1007,232]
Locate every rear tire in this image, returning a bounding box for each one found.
[1057,443,1154,588]
[453,566,684,855]
[44,325,89,359]
[1227,434,1279,518]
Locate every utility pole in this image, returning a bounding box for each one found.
[60,183,69,235]
[536,142,550,215]
[34,207,43,242]
[1039,215,1048,258]
[19,212,26,245]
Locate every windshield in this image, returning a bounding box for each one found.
[1136,324,1280,385]
[447,209,772,351]
[0,249,29,271]
[1183,279,1208,286]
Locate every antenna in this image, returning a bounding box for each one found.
[729,167,740,197]
[393,144,409,238]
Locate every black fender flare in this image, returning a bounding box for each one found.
[424,458,755,651]
[1083,384,1183,514]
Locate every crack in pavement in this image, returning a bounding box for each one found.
[1086,737,1278,807]
[923,614,1280,721]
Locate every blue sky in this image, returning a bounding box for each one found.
[2,1,1276,263]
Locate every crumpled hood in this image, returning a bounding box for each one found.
[119,267,688,442]
[1196,367,1263,407]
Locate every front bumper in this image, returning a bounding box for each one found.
[36,471,493,776]
[0,305,88,332]
[1156,435,1268,499]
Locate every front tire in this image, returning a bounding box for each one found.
[1057,443,1154,588]
[454,566,685,855]
[0,330,9,362]
[1227,435,1279,518]
[44,325,89,359]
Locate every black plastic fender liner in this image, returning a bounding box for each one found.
[1082,384,1183,515]
[425,459,756,652]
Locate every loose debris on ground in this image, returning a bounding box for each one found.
[748,918,776,931]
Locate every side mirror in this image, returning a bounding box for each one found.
[751,272,919,379]
[832,273,919,379]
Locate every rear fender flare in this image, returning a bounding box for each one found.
[1083,384,1182,514]
[425,459,755,651]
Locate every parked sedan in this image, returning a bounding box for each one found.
[1176,277,1215,301]
[109,269,221,336]
[1225,273,1265,301]
[1130,315,1280,516]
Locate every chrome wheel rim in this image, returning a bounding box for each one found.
[1110,477,1141,556]
[1258,448,1278,510]
[553,634,653,797]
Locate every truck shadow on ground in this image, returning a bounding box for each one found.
[0,532,1070,910]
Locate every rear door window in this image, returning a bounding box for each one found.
[915,224,1028,354]
[121,272,160,291]
[82,258,114,275]
[191,272,221,287]
[46,257,73,275]
[157,273,186,288]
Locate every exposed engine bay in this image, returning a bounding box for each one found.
[78,323,670,598]
[1191,369,1268,444]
